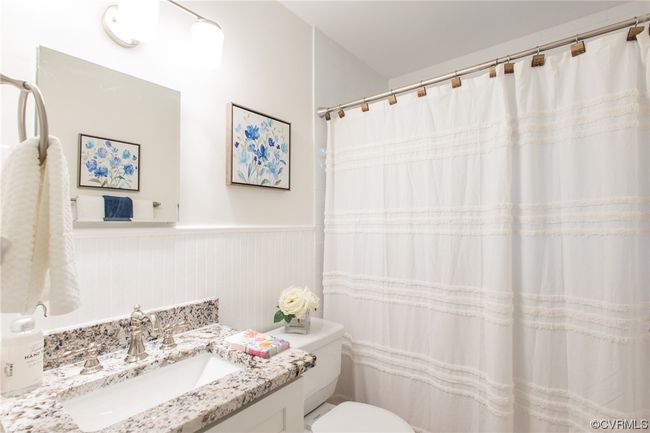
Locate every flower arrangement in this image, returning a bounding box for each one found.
[274,286,319,324]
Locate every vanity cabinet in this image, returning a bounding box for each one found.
[201,378,304,433]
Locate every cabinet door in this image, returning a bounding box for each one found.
[202,377,304,433]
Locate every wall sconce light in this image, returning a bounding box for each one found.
[191,18,224,69]
[102,4,139,48]
[102,0,224,69]
[119,0,160,43]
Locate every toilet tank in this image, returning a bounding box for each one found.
[269,318,344,415]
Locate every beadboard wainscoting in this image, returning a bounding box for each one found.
[35,226,317,332]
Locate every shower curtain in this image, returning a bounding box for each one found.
[323,30,649,433]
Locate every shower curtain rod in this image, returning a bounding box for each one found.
[317,13,650,118]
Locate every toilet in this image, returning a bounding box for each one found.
[269,318,414,433]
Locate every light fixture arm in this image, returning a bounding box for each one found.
[165,0,222,30]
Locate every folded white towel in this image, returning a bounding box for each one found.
[75,195,104,222]
[1,136,80,315]
[132,199,154,221]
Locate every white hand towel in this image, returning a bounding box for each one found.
[1,137,80,315]
[1,138,41,313]
[75,195,104,221]
[132,199,154,221]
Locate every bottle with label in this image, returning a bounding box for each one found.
[1,317,44,395]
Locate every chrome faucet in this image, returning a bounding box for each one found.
[124,305,158,363]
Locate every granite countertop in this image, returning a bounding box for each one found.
[0,323,316,433]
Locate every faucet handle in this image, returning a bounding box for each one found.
[160,320,189,350]
[59,342,104,375]
[80,343,104,375]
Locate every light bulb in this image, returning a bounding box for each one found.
[191,19,224,69]
[118,0,160,43]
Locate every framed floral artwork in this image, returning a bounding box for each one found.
[78,134,140,191]
[227,103,291,190]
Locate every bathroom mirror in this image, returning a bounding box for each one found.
[37,47,180,224]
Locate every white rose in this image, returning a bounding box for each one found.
[307,290,319,311]
[279,286,308,317]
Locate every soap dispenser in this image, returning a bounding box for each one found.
[1,317,44,395]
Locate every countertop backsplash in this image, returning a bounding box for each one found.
[43,298,219,370]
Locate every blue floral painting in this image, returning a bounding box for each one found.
[78,134,140,191]
[229,104,290,190]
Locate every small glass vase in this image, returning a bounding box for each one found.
[285,312,311,334]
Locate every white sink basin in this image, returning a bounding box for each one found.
[62,353,243,432]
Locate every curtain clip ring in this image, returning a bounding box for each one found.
[417,81,427,97]
[388,90,397,105]
[571,34,586,56]
[627,16,644,41]
[504,56,514,74]
[489,59,498,78]
[532,46,545,67]
[451,71,462,88]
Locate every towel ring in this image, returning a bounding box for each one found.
[1,73,49,165]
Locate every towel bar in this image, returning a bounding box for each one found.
[70,197,161,207]
[0,72,49,165]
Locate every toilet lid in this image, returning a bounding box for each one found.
[311,402,414,433]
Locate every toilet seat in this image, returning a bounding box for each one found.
[310,401,414,433]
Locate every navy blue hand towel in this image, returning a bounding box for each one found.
[102,195,133,221]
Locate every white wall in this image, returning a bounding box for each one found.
[1,0,313,226]
[0,0,315,332]
[389,2,650,88]
[42,226,315,331]
[312,29,388,314]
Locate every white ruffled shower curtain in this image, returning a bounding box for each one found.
[323,30,650,433]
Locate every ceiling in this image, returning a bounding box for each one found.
[281,1,623,79]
